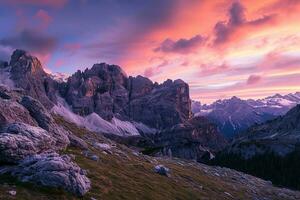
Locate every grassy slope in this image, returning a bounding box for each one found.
[0,116,298,200]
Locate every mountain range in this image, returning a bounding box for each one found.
[0,49,300,199]
[192,93,300,138]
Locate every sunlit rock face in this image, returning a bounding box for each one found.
[61,63,192,129]
[9,49,58,109]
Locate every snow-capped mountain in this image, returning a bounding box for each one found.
[192,93,300,138]
[247,93,300,115]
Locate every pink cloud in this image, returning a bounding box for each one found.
[144,67,155,77]
[247,75,262,85]
[199,63,230,76]
[259,51,300,69]
[35,9,52,29]
[54,59,65,68]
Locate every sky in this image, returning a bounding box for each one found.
[0,0,300,103]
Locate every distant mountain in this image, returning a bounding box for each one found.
[192,93,300,138]
[209,104,300,190]
[226,104,300,158]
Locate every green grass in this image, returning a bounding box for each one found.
[0,116,295,200]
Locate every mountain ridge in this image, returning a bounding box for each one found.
[192,93,300,138]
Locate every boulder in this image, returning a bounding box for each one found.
[20,96,70,150]
[11,152,91,196]
[154,165,170,176]
[0,123,55,164]
[0,99,37,128]
[68,134,89,150]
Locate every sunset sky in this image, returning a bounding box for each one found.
[0,0,300,103]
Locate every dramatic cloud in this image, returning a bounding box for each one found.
[262,0,300,12]
[247,75,262,85]
[0,0,299,103]
[214,1,276,45]
[0,29,58,55]
[144,67,156,77]
[154,35,205,54]
[259,51,300,69]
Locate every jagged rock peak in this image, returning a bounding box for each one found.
[9,49,46,76]
[72,63,128,79]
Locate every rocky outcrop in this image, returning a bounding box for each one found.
[145,116,227,161]
[9,49,58,109]
[61,63,192,129]
[10,152,91,196]
[68,134,89,150]
[0,99,38,128]
[20,96,70,150]
[126,79,191,129]
[61,63,128,119]
[0,123,55,164]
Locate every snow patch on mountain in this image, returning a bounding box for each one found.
[51,95,155,136]
[50,72,69,83]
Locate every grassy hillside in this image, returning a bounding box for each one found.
[0,116,299,200]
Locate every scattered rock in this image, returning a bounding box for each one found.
[10,152,91,196]
[8,190,16,196]
[68,134,88,150]
[93,142,112,150]
[82,150,99,161]
[154,165,170,176]
[90,155,99,162]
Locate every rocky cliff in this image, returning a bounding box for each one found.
[0,49,226,163]
[149,116,227,161]
[60,63,191,129]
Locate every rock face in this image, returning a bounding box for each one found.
[20,96,70,150]
[61,64,128,119]
[225,104,300,159]
[126,79,191,129]
[0,83,90,196]
[147,116,227,160]
[0,123,55,163]
[9,49,58,109]
[61,63,191,129]
[11,152,91,196]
